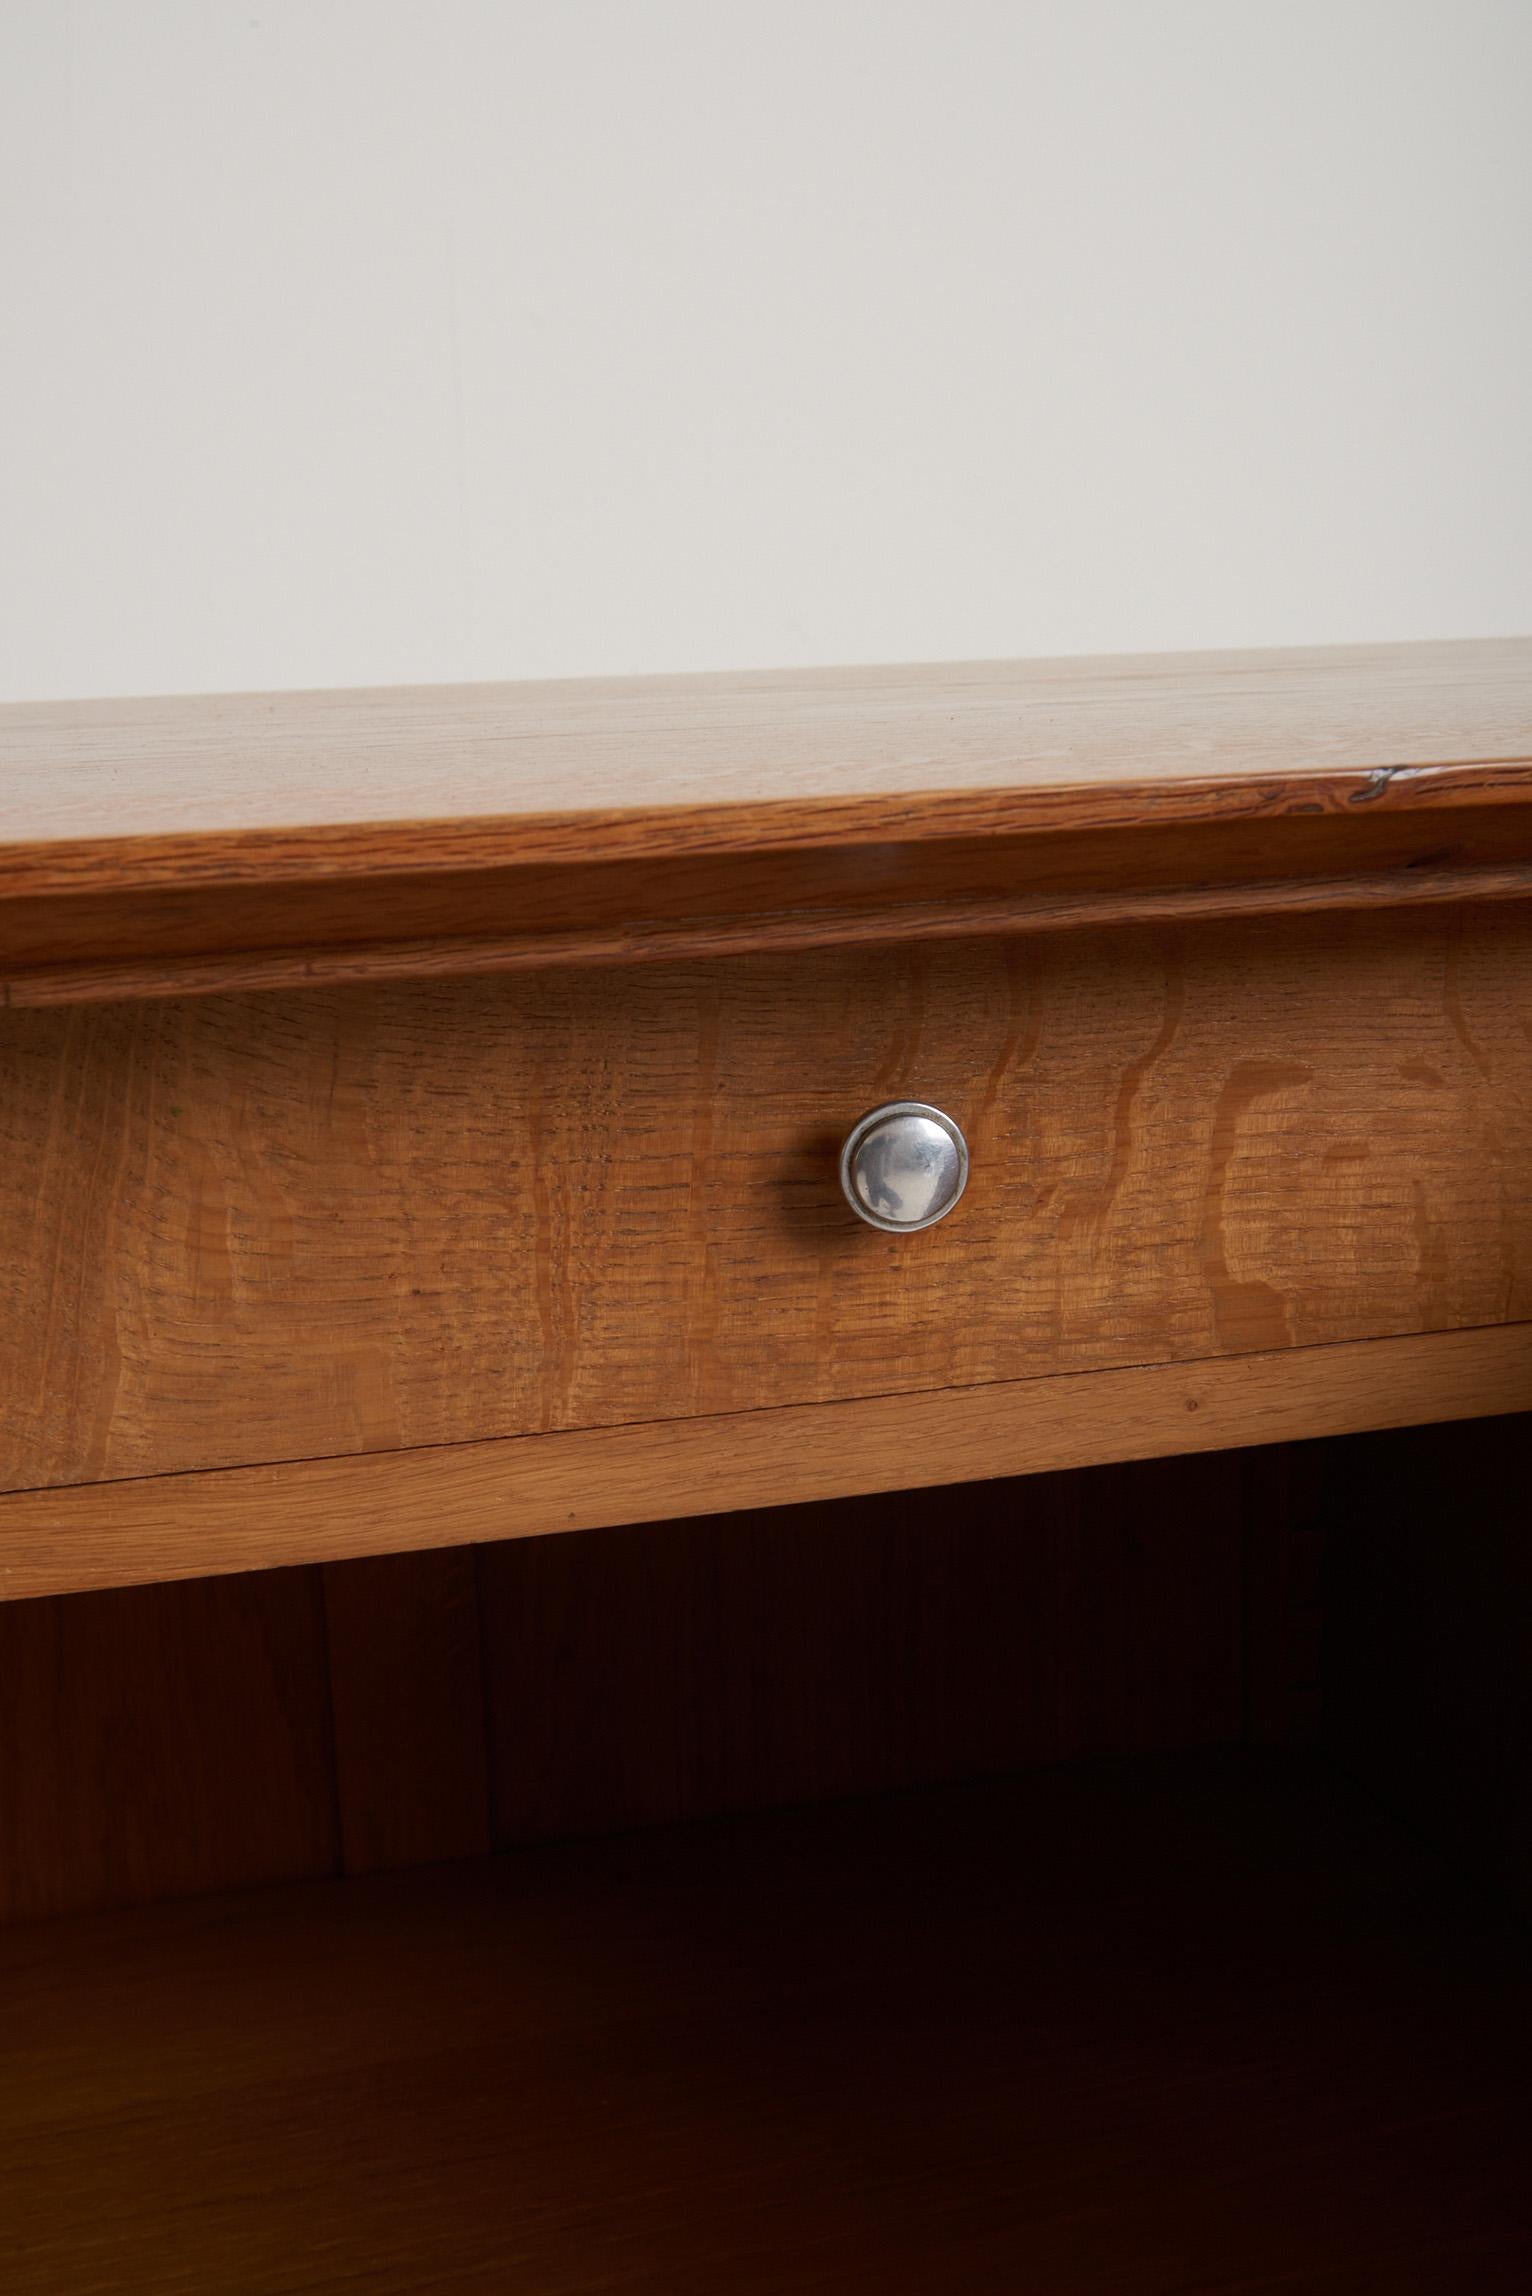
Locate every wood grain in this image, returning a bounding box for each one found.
[7,811,1532,1008]
[5,640,1531,892]
[1,1759,1526,2291]
[2,1323,1526,1602]
[4,907,1530,1498]
[2,640,1530,1003]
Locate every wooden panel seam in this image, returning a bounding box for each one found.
[2,1322,1527,1601]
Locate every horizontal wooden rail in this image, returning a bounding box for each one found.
[3,1322,1527,1601]
[7,853,1532,1009]
[3,638,1531,1005]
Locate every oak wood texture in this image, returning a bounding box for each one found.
[4,907,1531,1515]
[7,640,1532,879]
[3,639,1531,1002]
[2,1323,1526,1603]
[5,809,1532,1011]
[2,1756,1527,2292]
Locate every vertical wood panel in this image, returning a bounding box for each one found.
[477,1454,1280,1849]
[0,1568,338,1923]
[0,1445,1333,1925]
[322,1549,491,1873]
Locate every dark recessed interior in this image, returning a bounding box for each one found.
[1,1413,1528,2291]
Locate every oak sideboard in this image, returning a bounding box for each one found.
[1,639,1529,2289]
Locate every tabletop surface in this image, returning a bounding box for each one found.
[3,637,1531,895]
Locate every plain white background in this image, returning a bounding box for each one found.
[2,0,1529,703]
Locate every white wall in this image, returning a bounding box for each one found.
[2,0,1529,703]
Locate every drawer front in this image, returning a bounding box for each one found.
[4,904,1531,1492]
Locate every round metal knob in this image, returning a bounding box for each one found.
[839,1101,969,1233]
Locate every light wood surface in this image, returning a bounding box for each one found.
[5,640,1531,885]
[2,1323,1526,1601]
[5,909,1530,1499]
[1,1757,1526,2292]
[3,639,1530,1003]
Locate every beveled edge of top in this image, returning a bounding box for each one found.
[2,636,1530,898]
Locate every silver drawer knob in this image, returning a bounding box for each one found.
[839,1101,969,1233]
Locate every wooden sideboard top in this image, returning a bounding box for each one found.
[4,637,1532,884]
[2,636,1531,1002]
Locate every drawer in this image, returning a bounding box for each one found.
[5,901,1531,1495]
